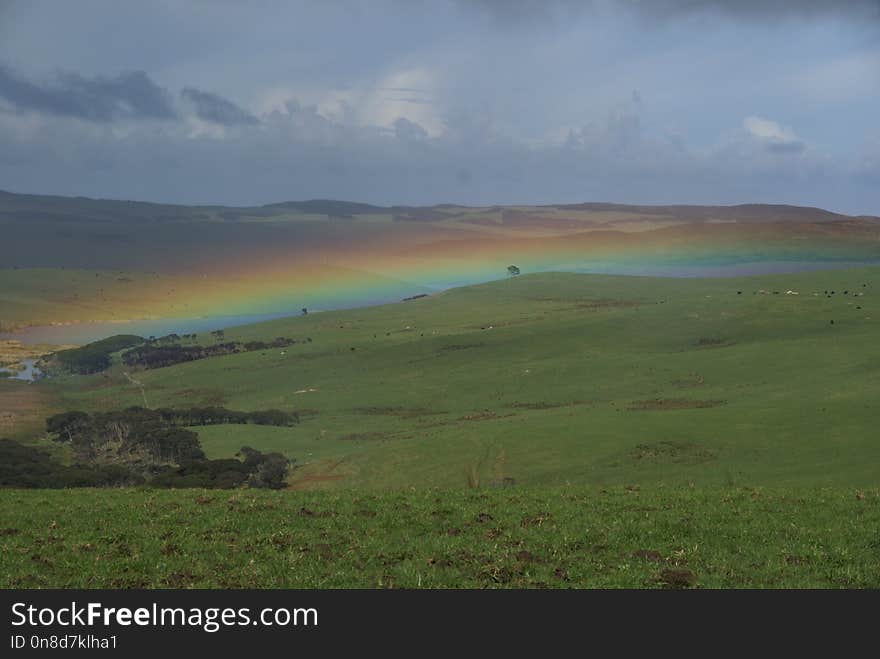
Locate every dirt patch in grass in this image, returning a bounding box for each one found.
[515,550,539,563]
[632,549,665,562]
[693,337,736,349]
[439,343,485,352]
[508,399,592,410]
[525,296,638,311]
[657,567,697,589]
[338,431,388,441]
[629,441,717,464]
[354,406,445,418]
[785,554,810,566]
[508,401,562,410]
[570,299,640,311]
[459,410,516,421]
[672,373,705,388]
[628,398,724,411]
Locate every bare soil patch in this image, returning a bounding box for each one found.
[658,567,697,589]
[439,343,485,352]
[694,337,736,349]
[628,398,724,411]
[672,373,705,388]
[632,549,665,562]
[629,441,717,464]
[338,431,388,441]
[508,399,592,410]
[459,410,516,421]
[354,406,445,418]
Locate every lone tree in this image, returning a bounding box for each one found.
[507,265,521,276]
[301,307,308,316]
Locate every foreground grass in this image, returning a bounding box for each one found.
[2,486,878,589]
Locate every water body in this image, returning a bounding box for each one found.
[3,260,877,346]
[1,358,43,382]
[0,296,402,346]
[560,260,880,279]
[0,311,304,347]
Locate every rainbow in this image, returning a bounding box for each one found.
[4,211,880,342]
[152,219,880,316]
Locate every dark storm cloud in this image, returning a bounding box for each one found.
[629,0,880,21]
[0,1,876,214]
[393,116,428,141]
[462,0,880,24]
[181,87,259,126]
[0,64,176,121]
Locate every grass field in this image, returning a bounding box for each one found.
[34,266,880,490]
[3,266,880,589]
[1,486,878,588]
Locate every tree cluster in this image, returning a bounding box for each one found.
[148,447,290,489]
[122,337,299,370]
[0,439,143,488]
[0,438,290,490]
[46,406,298,463]
[0,404,300,489]
[152,406,299,427]
[49,334,144,375]
[46,333,304,375]
[46,408,204,464]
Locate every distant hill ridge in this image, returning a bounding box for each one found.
[0,189,876,224]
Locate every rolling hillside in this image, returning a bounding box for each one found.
[21,266,877,490]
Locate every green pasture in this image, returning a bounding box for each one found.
[36,266,879,489]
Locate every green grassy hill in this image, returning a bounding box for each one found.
[1,486,877,588]
[41,266,880,490]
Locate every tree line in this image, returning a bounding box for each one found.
[0,439,140,488]
[44,333,308,375]
[0,438,289,490]
[48,334,144,375]
[46,406,298,462]
[121,336,303,370]
[0,405,299,490]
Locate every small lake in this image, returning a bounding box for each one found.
[1,358,43,382]
[0,295,408,347]
[0,311,303,347]
[559,260,880,279]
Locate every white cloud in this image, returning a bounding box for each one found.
[743,115,796,142]
[743,115,805,154]
[254,67,443,138]
[359,68,443,137]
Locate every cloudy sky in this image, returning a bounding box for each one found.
[0,0,878,213]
